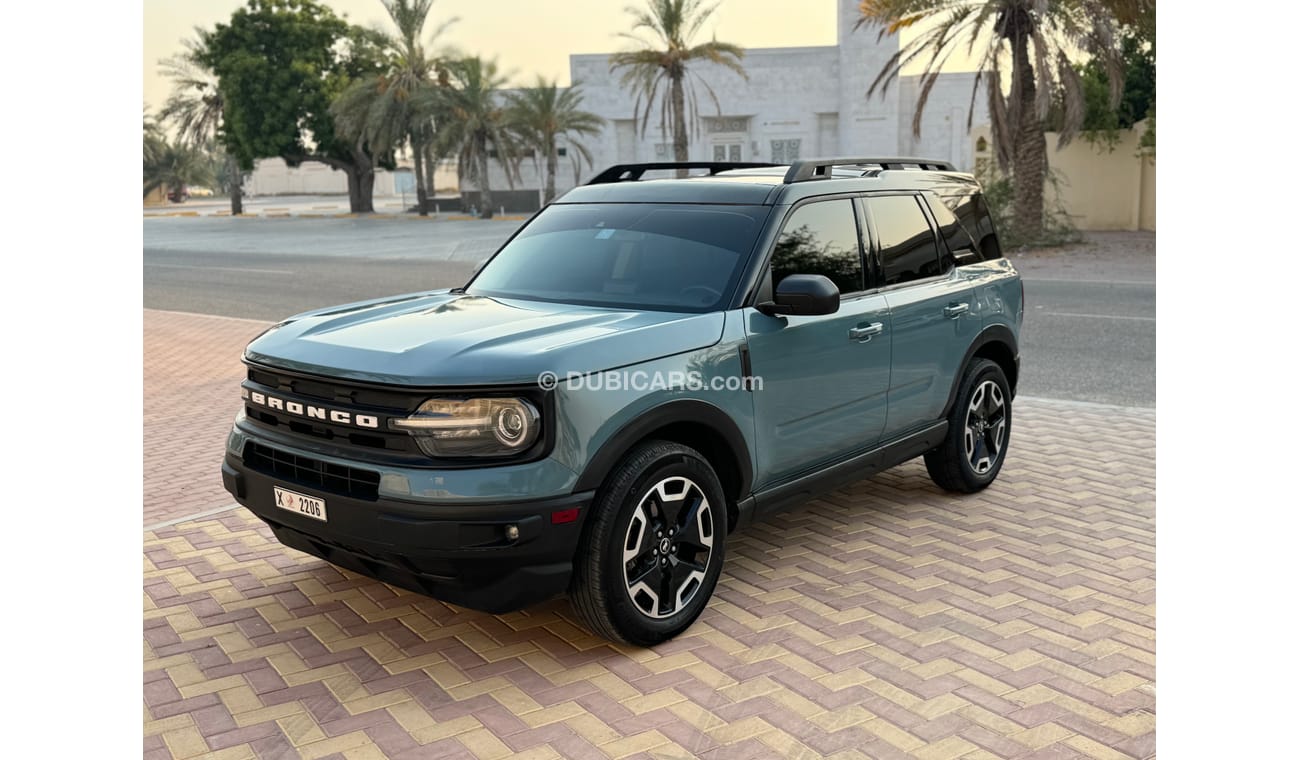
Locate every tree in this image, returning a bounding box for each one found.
[435,57,522,219]
[1078,25,1154,152]
[330,0,456,215]
[144,108,165,149]
[609,0,746,175]
[506,79,605,204]
[857,0,1128,242]
[159,28,244,215]
[200,0,392,213]
[144,136,215,200]
[144,110,166,198]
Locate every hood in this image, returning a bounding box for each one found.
[244,291,725,386]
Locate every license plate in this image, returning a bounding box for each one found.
[273,486,328,522]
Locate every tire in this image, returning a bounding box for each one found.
[925,358,1012,493]
[569,440,727,646]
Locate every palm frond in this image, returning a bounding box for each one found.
[1054,50,1086,147]
[609,0,747,155]
[1029,27,1056,121]
[857,0,1130,177]
[986,52,1014,170]
[158,28,225,149]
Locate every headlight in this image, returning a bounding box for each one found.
[390,397,541,458]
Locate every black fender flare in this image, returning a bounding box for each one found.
[942,324,1020,417]
[572,399,754,499]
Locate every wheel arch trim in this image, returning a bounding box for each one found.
[572,399,754,502]
[942,324,1019,418]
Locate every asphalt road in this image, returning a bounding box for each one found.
[1018,279,1154,407]
[144,219,1155,407]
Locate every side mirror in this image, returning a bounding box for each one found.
[758,274,840,317]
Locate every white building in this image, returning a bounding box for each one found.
[470,0,988,212]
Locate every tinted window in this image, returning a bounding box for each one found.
[467,203,768,312]
[869,195,942,286]
[770,199,863,295]
[927,194,978,267]
[941,193,1002,262]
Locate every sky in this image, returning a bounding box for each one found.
[145,0,828,113]
[143,0,974,114]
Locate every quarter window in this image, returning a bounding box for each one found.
[926,195,977,267]
[770,199,863,295]
[941,193,1003,262]
[869,195,942,286]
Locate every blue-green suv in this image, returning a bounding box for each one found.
[222,158,1022,645]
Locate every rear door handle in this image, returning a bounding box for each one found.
[944,302,970,318]
[848,323,884,342]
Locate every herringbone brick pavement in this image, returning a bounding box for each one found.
[145,352,1155,760]
[144,309,267,526]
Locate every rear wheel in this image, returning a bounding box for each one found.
[569,440,726,646]
[925,358,1011,493]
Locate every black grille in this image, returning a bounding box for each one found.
[244,442,381,501]
[244,406,418,455]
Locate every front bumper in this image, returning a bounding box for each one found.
[222,450,592,613]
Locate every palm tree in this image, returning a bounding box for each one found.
[144,107,165,149]
[435,57,522,219]
[144,138,215,200]
[857,0,1127,242]
[330,1,457,215]
[159,29,243,214]
[506,79,605,204]
[144,109,167,199]
[609,0,747,175]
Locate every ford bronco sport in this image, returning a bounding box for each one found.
[222,157,1022,645]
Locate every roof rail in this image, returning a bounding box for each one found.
[587,162,781,185]
[783,157,955,183]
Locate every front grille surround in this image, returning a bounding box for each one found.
[241,362,556,469]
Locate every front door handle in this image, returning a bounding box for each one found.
[848,323,884,342]
[944,302,970,318]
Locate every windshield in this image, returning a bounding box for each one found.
[466,203,770,312]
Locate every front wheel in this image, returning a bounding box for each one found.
[925,358,1012,493]
[569,441,727,646]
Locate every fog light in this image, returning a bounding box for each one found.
[505,524,520,541]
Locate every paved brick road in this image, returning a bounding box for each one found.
[144,309,269,527]
[144,310,1155,759]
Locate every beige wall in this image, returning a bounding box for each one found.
[143,185,169,206]
[245,157,458,198]
[1139,149,1155,230]
[246,158,399,197]
[971,121,1155,231]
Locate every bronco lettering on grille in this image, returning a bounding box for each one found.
[241,387,380,429]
